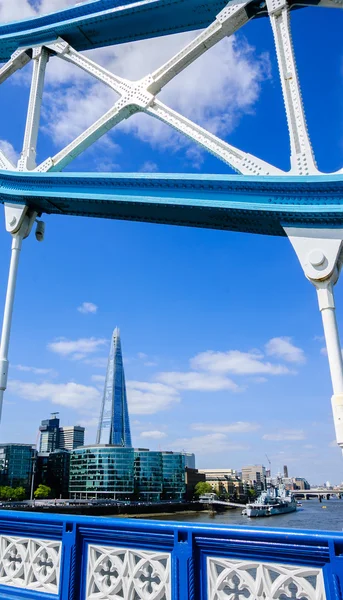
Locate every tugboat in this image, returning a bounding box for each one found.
[243,486,297,517]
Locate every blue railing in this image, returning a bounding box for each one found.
[0,510,342,599]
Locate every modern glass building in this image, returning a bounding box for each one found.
[39,413,60,453]
[69,445,134,499]
[0,444,35,490]
[134,449,163,501]
[162,452,186,500]
[36,450,71,498]
[96,328,132,447]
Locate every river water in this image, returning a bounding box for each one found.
[138,498,343,532]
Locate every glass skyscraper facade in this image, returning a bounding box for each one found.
[69,446,134,499]
[162,452,186,500]
[134,449,163,501]
[0,444,35,490]
[39,414,60,453]
[96,328,132,447]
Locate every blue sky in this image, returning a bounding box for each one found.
[0,0,342,484]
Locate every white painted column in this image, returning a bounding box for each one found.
[0,204,38,421]
[316,282,343,395]
[0,233,23,419]
[285,227,343,448]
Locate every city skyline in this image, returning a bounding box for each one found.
[0,1,342,483]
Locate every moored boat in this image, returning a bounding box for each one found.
[243,486,297,517]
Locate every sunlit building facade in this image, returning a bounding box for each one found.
[69,445,134,499]
[134,449,163,501]
[0,444,35,491]
[96,328,132,447]
[161,452,186,500]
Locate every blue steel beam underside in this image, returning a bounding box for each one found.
[0,171,342,236]
[0,0,314,61]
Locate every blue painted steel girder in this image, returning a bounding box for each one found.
[0,0,310,63]
[1,171,342,236]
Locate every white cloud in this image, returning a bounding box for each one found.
[48,337,107,360]
[91,375,106,383]
[170,433,249,455]
[84,357,108,369]
[13,364,57,376]
[0,139,18,165]
[191,421,260,433]
[139,161,158,172]
[8,379,100,410]
[156,371,240,392]
[265,337,305,364]
[262,429,306,441]
[140,430,167,439]
[190,350,291,376]
[0,0,88,23]
[137,353,158,367]
[126,381,180,414]
[77,302,98,314]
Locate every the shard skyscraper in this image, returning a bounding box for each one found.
[96,327,132,447]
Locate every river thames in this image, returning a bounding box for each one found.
[139,498,343,531]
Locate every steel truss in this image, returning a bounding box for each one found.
[0,0,342,451]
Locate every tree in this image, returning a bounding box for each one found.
[0,486,14,500]
[12,487,26,501]
[247,488,257,500]
[34,484,51,499]
[194,482,213,498]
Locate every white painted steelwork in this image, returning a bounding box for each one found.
[0,0,342,455]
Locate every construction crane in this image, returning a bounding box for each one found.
[265,454,271,476]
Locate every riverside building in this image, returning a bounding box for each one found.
[0,443,35,491]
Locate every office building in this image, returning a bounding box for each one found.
[185,468,205,500]
[161,452,186,500]
[182,453,196,469]
[59,426,85,450]
[0,444,35,491]
[199,468,238,480]
[96,328,132,447]
[36,449,70,498]
[134,449,163,502]
[242,465,266,492]
[283,465,289,478]
[39,413,60,453]
[69,445,135,499]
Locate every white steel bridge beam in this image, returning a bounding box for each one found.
[285,228,343,451]
[267,0,318,174]
[37,0,284,176]
[17,46,49,171]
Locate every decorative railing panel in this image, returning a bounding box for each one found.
[86,544,171,600]
[0,535,61,595]
[0,511,342,600]
[207,557,326,600]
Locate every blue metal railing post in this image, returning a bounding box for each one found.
[173,529,195,600]
[60,520,79,600]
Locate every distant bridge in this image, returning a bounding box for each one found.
[293,489,343,500]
